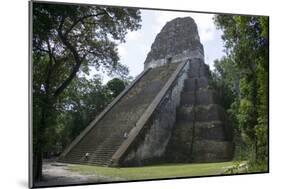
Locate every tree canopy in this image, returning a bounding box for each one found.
[107,78,126,98]
[33,3,141,99]
[213,15,268,171]
[32,2,141,181]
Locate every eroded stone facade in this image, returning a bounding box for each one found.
[59,17,233,167]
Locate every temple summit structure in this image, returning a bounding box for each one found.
[59,17,234,166]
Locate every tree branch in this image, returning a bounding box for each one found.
[53,60,82,98]
[64,11,107,36]
[53,29,83,98]
[44,40,54,95]
[34,46,49,53]
[58,15,66,32]
[53,9,110,98]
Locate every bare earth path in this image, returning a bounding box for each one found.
[34,161,122,187]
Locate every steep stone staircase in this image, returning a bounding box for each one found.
[166,59,233,163]
[59,63,180,166]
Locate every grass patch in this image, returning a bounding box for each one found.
[67,161,241,181]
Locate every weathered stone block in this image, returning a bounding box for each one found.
[183,77,210,91]
[195,104,226,121]
[181,89,219,105]
[169,121,227,141]
[194,121,227,141]
[118,63,189,166]
[177,104,226,122]
[177,106,195,122]
[144,17,204,69]
[187,59,210,78]
[192,140,234,162]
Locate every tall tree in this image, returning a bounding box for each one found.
[32,2,141,181]
[106,78,126,98]
[213,15,268,170]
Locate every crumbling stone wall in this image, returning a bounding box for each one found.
[120,17,233,166]
[144,17,204,69]
[121,62,189,166]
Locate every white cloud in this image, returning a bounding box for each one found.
[126,30,142,41]
[154,11,188,26]
[193,14,216,42]
[117,44,127,57]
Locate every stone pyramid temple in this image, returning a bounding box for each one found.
[59,17,234,167]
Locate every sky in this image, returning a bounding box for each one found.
[99,9,226,83]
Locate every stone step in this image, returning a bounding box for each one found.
[172,120,230,141]
[187,59,210,78]
[165,139,233,163]
[183,77,210,91]
[181,89,219,105]
[60,63,180,166]
[191,140,234,162]
[91,151,117,155]
[90,154,113,158]
[177,104,227,122]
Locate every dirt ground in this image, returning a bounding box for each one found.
[33,161,122,187]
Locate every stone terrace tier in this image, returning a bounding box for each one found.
[165,59,234,163]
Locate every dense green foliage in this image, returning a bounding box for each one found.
[106,78,126,98]
[213,15,269,171]
[44,76,129,155]
[32,2,141,180]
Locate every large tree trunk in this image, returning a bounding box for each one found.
[33,96,50,181]
[33,33,82,181]
[34,148,43,181]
